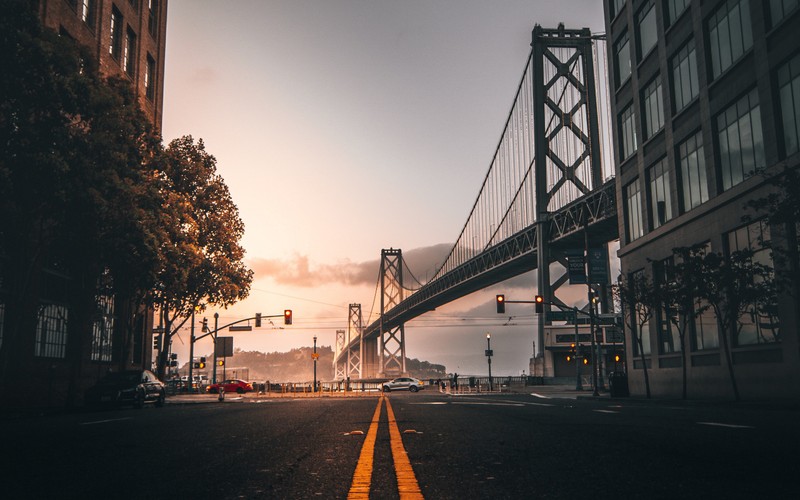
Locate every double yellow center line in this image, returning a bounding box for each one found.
[348,396,424,499]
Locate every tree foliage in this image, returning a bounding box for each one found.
[0,5,252,394]
[614,272,657,398]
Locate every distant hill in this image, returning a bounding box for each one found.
[192,346,447,382]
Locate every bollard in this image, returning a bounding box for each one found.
[218,386,225,402]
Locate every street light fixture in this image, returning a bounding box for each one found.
[313,336,318,393]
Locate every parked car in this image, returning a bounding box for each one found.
[382,377,424,393]
[206,379,253,394]
[85,370,166,408]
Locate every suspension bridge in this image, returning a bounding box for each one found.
[334,25,618,381]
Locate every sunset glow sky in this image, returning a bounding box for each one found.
[161,0,610,376]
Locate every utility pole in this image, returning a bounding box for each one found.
[486,333,493,392]
[212,313,219,384]
[189,309,195,393]
[313,336,318,393]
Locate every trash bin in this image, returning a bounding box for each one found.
[608,371,629,397]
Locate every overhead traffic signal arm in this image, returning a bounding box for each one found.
[194,311,293,342]
[493,294,550,313]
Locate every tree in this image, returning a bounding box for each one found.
[659,247,708,400]
[0,4,166,402]
[153,137,254,379]
[681,246,778,401]
[615,271,658,398]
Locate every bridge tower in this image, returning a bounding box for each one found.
[347,303,368,379]
[531,25,608,365]
[379,248,406,377]
[334,329,346,380]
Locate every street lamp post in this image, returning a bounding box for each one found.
[313,336,318,393]
[486,333,493,392]
[212,312,219,384]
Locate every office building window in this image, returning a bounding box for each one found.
[671,39,699,112]
[692,300,720,350]
[148,0,159,38]
[727,220,779,345]
[778,53,800,156]
[123,27,136,76]
[678,131,709,211]
[81,0,95,30]
[654,257,680,354]
[642,76,664,139]
[637,0,658,59]
[109,6,123,60]
[708,0,753,79]
[648,158,673,229]
[145,54,155,100]
[91,295,114,362]
[615,31,632,87]
[610,0,626,19]
[34,304,69,359]
[626,178,645,242]
[770,0,799,27]
[666,0,690,26]
[717,89,764,191]
[619,104,638,160]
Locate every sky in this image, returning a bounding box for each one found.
[160,0,610,377]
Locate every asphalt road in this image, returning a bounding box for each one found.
[3,391,799,499]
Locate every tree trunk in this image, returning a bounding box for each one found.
[636,335,651,399]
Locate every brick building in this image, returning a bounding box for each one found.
[604,0,799,398]
[38,0,167,129]
[0,1,168,408]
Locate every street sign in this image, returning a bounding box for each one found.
[485,349,493,357]
[588,247,609,284]
[597,314,620,325]
[229,325,252,332]
[547,310,576,322]
[215,336,234,357]
[312,353,320,360]
[566,249,586,284]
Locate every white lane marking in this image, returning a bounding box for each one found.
[81,417,133,425]
[410,402,449,405]
[452,402,525,407]
[530,393,551,399]
[697,422,754,429]
[593,409,619,414]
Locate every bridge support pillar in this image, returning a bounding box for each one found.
[379,249,407,378]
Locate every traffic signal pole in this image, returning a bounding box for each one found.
[193,311,293,385]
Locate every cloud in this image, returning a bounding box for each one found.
[190,66,218,84]
[248,243,453,288]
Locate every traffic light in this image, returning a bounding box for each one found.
[566,343,576,362]
[534,295,544,313]
[202,317,208,333]
[217,359,225,367]
[284,309,293,325]
[153,336,160,351]
[496,295,505,314]
[255,313,262,328]
[197,357,206,369]
[193,362,200,369]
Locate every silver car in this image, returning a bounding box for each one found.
[382,377,424,393]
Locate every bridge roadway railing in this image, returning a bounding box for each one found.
[349,179,617,350]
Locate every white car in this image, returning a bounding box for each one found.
[382,377,424,393]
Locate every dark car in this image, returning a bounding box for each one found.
[206,379,253,394]
[85,369,166,408]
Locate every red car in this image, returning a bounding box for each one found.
[206,379,253,394]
